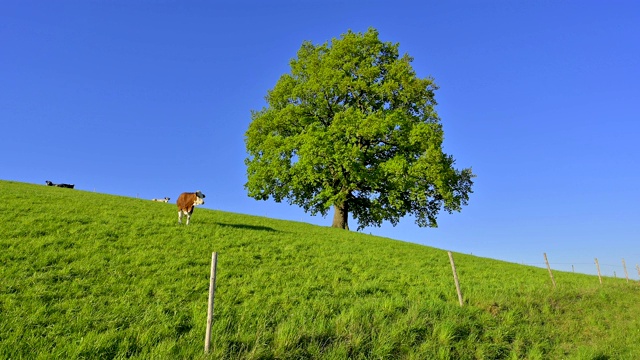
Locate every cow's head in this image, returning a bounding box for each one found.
[194,190,205,205]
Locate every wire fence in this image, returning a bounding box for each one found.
[521,256,640,282]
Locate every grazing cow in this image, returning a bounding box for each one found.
[176,190,205,225]
[152,197,170,203]
[45,180,74,189]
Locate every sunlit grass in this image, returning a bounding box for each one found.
[1,180,639,359]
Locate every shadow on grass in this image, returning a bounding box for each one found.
[214,222,278,232]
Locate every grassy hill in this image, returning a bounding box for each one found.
[1,180,639,359]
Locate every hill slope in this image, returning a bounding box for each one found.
[1,180,639,359]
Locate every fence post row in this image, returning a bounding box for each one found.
[595,258,603,285]
[201,250,638,354]
[448,251,464,307]
[543,253,556,289]
[204,252,218,354]
[622,258,629,283]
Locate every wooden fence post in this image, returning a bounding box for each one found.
[595,258,602,285]
[204,252,218,353]
[543,253,556,289]
[622,258,629,283]
[447,251,464,307]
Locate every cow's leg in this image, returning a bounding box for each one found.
[186,213,191,225]
[178,210,183,224]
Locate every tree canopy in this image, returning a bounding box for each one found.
[245,28,474,230]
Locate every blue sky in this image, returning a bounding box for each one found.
[2,1,639,277]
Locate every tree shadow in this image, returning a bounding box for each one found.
[214,222,278,232]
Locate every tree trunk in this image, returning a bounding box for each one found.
[331,202,349,230]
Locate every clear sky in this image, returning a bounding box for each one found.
[2,1,638,277]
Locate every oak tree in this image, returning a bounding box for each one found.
[245,28,474,230]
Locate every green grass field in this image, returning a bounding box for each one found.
[1,180,639,359]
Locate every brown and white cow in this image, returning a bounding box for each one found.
[176,190,205,225]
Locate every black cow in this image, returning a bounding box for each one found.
[45,180,75,189]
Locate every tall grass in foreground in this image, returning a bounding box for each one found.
[1,180,639,359]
